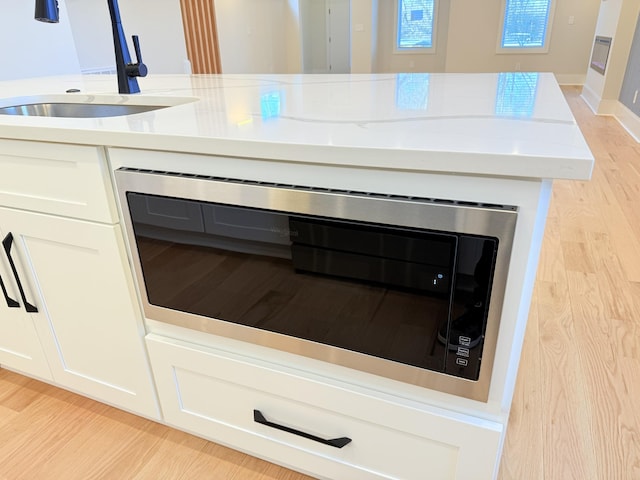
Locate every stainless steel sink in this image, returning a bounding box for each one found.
[0,94,197,118]
[0,102,168,118]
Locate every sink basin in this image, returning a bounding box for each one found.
[0,102,167,118]
[0,94,197,118]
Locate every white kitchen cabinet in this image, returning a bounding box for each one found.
[0,139,117,223]
[109,145,554,480]
[0,206,158,417]
[146,334,503,480]
[0,139,158,418]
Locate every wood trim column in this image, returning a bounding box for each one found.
[180,0,222,74]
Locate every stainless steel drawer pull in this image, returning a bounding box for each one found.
[253,409,352,449]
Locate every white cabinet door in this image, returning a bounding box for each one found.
[0,227,52,380]
[0,206,158,418]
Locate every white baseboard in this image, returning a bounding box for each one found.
[579,83,619,115]
[564,82,640,143]
[614,101,640,142]
[580,83,600,114]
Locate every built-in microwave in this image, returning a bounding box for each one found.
[115,168,517,401]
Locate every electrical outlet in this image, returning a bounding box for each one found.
[515,62,521,71]
[568,15,575,25]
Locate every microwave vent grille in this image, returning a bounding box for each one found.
[117,167,517,212]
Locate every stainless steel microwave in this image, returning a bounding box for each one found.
[115,168,517,401]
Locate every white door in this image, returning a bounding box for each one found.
[0,206,159,418]
[327,0,351,73]
[0,227,52,380]
[301,0,350,74]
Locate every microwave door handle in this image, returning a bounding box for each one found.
[2,233,38,313]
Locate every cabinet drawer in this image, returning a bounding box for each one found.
[0,139,116,222]
[146,334,503,480]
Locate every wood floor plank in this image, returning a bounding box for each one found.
[585,231,637,321]
[500,85,640,480]
[176,442,260,480]
[49,412,164,479]
[536,279,598,480]
[128,428,208,480]
[536,217,566,283]
[0,405,18,431]
[497,288,544,480]
[567,269,640,480]
[0,369,312,480]
[0,372,50,413]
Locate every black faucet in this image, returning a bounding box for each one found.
[34,0,148,94]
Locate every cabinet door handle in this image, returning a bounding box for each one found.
[0,272,19,308]
[2,233,38,313]
[253,409,352,449]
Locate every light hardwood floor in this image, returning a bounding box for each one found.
[1,86,639,479]
[498,86,640,480]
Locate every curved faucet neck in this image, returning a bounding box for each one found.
[107,0,140,94]
[35,0,147,95]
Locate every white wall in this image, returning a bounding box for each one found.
[375,0,600,83]
[65,0,112,73]
[582,0,640,115]
[65,0,189,74]
[0,0,609,84]
[583,0,623,105]
[120,0,189,74]
[600,1,640,101]
[351,0,374,73]
[209,0,601,80]
[215,0,291,74]
[0,0,81,81]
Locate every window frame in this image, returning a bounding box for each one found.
[394,0,438,55]
[497,0,556,54]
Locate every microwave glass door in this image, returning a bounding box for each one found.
[127,192,496,377]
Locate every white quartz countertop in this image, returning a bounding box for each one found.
[0,72,594,180]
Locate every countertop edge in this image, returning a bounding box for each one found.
[0,125,595,181]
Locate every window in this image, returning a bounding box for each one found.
[396,0,436,52]
[500,0,554,51]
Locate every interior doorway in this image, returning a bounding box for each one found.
[300,0,350,74]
